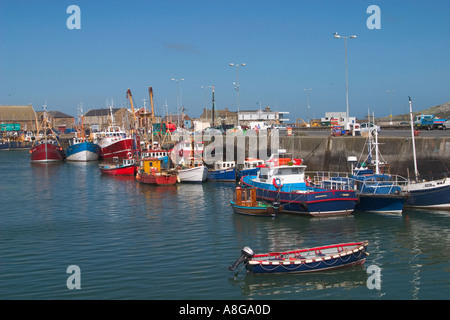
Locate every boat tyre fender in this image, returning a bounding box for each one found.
[300,202,308,212]
[273,177,283,189]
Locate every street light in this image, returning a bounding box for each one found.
[333,32,357,122]
[171,78,184,126]
[304,88,312,126]
[229,63,246,127]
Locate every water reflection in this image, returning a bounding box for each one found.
[229,266,368,298]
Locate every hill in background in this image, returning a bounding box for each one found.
[376,101,450,122]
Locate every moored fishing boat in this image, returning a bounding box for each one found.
[344,125,409,213]
[207,160,236,182]
[401,97,450,209]
[236,158,265,180]
[230,186,281,217]
[99,158,137,175]
[176,157,208,183]
[241,152,357,217]
[30,107,65,162]
[66,137,101,161]
[141,143,170,169]
[137,157,177,185]
[66,110,101,161]
[229,241,369,274]
[96,125,134,160]
[169,139,204,165]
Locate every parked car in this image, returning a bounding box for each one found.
[360,122,381,134]
[443,119,450,130]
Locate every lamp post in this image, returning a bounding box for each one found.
[333,33,357,122]
[171,78,184,127]
[229,63,246,127]
[387,89,395,125]
[304,88,312,127]
[201,85,213,125]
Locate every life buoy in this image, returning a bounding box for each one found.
[273,177,283,189]
[179,149,183,157]
[127,152,132,159]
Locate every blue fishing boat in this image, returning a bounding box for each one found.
[241,152,357,217]
[66,137,101,161]
[236,158,264,180]
[344,120,408,213]
[229,241,369,274]
[351,171,409,213]
[207,160,236,182]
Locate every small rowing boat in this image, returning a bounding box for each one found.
[229,241,369,274]
[230,186,282,217]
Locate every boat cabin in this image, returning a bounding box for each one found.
[243,158,264,169]
[266,152,302,167]
[257,164,307,184]
[142,150,168,158]
[213,160,235,171]
[234,187,258,207]
[141,157,162,173]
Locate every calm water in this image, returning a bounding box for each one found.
[0,150,449,300]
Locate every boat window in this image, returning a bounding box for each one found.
[259,168,269,179]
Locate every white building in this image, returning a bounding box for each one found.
[238,106,289,125]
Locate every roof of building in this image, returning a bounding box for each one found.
[84,108,123,117]
[48,110,74,118]
[0,105,36,121]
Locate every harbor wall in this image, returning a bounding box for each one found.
[278,136,450,178]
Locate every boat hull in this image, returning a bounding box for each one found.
[207,167,236,182]
[100,139,134,159]
[139,172,177,185]
[66,141,100,161]
[404,179,450,209]
[178,165,208,183]
[230,200,279,217]
[246,242,369,274]
[236,167,260,180]
[99,164,136,175]
[30,143,65,162]
[356,193,408,213]
[242,175,357,217]
[0,140,32,150]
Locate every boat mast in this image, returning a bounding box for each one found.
[409,96,419,181]
[373,113,380,174]
[212,85,215,128]
[109,100,115,126]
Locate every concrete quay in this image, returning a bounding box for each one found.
[278,135,450,178]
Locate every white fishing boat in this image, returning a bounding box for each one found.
[402,97,450,209]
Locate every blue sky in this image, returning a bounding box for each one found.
[1,0,449,121]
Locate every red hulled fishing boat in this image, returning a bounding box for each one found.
[30,108,65,162]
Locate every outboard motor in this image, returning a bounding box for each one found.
[228,247,254,271]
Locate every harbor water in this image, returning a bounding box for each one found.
[1,150,449,300]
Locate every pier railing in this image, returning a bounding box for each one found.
[305,171,410,194]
